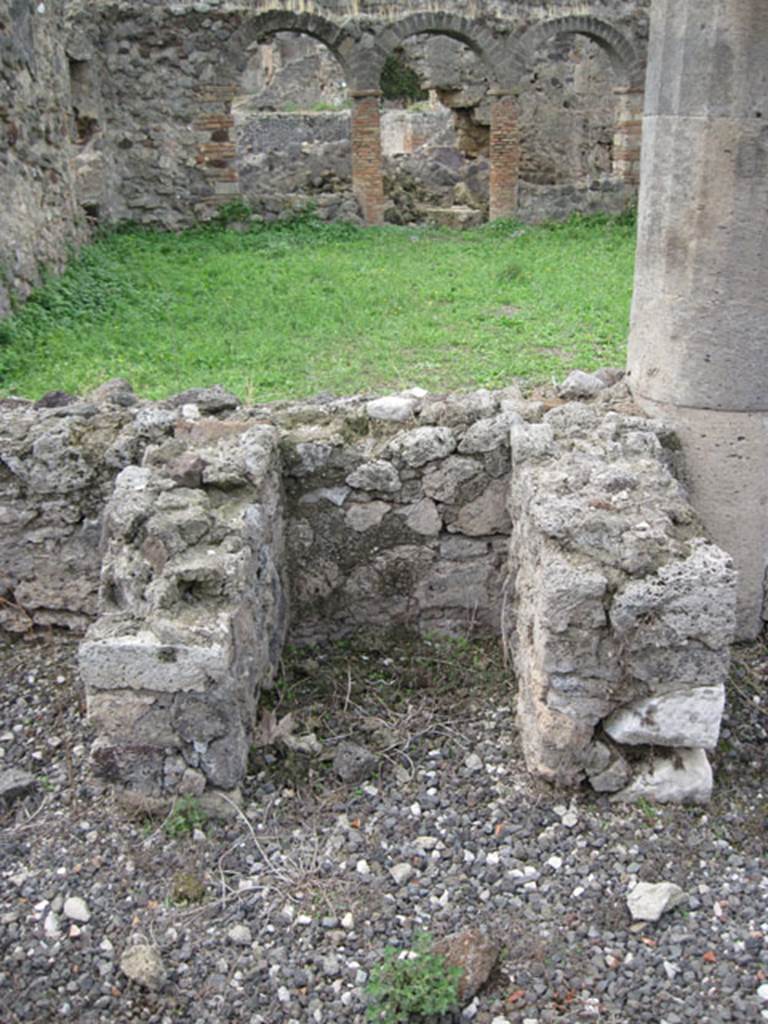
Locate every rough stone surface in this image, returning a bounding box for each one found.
[613,747,714,805]
[505,401,736,800]
[333,742,378,784]
[603,685,725,750]
[0,767,38,803]
[119,943,166,990]
[433,928,499,1004]
[79,415,286,797]
[557,369,608,400]
[626,881,687,923]
[0,0,86,316]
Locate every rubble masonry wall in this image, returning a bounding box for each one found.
[0,378,737,805]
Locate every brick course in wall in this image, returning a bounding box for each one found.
[489,94,520,221]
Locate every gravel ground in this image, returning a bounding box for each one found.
[1,629,767,1024]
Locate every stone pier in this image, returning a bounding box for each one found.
[627,0,768,639]
[350,91,386,227]
[489,92,520,221]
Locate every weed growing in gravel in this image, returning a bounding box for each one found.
[366,932,461,1023]
[635,796,660,824]
[164,796,206,838]
[170,870,207,906]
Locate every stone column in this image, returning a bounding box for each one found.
[489,91,520,221]
[627,0,768,639]
[612,86,643,185]
[350,90,385,226]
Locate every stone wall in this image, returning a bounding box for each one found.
[0,0,86,315]
[57,0,648,228]
[506,402,735,803]
[80,415,287,800]
[0,375,738,804]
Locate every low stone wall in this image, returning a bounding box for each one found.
[270,386,532,642]
[517,178,635,224]
[506,403,735,803]
[80,415,286,799]
[0,386,145,632]
[0,377,736,804]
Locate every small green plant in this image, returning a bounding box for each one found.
[170,869,207,906]
[366,931,461,1023]
[380,52,429,104]
[635,796,659,824]
[164,795,206,838]
[215,198,252,226]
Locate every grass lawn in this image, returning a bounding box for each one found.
[0,214,636,402]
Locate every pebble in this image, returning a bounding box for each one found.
[626,881,687,922]
[62,897,90,923]
[227,924,252,945]
[120,943,166,989]
[389,863,414,885]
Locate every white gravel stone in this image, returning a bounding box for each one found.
[366,396,416,422]
[227,924,252,945]
[62,897,90,923]
[389,863,414,886]
[614,748,713,804]
[464,753,483,771]
[626,881,687,922]
[758,984,768,1002]
[356,859,370,876]
[43,910,61,939]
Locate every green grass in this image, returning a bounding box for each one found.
[0,213,636,402]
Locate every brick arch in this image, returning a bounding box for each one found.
[226,9,356,81]
[353,13,517,94]
[520,15,643,88]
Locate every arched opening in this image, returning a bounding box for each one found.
[518,18,642,221]
[232,31,357,223]
[366,15,515,225]
[379,36,490,227]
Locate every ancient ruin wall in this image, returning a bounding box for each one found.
[0,0,86,315]
[0,377,737,806]
[59,0,649,228]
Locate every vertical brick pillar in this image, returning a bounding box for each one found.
[489,92,520,221]
[192,83,240,215]
[612,87,644,185]
[351,90,385,226]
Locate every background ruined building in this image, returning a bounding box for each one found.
[1,0,648,312]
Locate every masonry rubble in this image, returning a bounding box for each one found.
[0,375,736,804]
